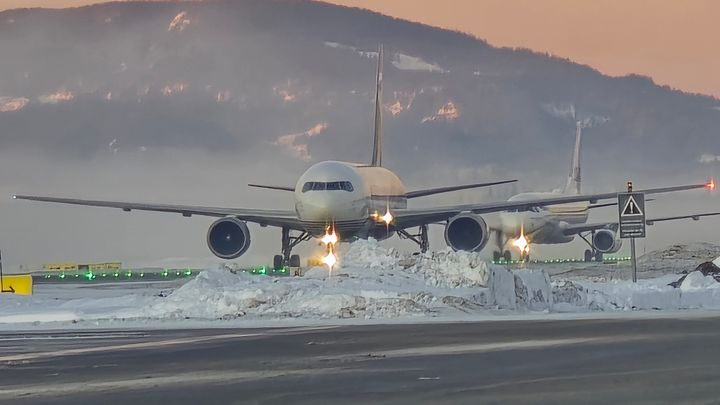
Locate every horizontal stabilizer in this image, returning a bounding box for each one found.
[405,179,517,199]
[247,184,295,192]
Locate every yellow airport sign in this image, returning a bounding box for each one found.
[0,274,33,295]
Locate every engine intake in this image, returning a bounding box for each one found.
[592,229,622,253]
[444,213,489,252]
[207,217,251,259]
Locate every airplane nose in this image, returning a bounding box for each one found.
[298,192,359,222]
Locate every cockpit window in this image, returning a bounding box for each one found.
[302,181,354,193]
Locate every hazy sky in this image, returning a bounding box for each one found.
[1,0,718,98]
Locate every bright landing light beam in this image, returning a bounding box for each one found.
[512,226,530,258]
[319,227,339,273]
[321,247,337,271]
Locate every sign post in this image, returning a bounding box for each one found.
[618,182,646,283]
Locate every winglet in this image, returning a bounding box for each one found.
[371,44,384,167]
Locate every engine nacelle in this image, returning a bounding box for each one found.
[592,229,622,253]
[444,213,490,252]
[207,217,251,259]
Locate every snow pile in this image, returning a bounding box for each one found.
[680,271,718,291]
[337,238,403,272]
[141,240,496,320]
[573,272,720,311]
[5,241,720,327]
[638,243,720,275]
[514,270,553,311]
[392,53,447,73]
[406,249,491,288]
[714,256,720,267]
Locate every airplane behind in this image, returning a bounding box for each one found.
[495,119,718,263]
[13,46,714,270]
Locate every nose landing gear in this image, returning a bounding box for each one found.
[274,227,311,270]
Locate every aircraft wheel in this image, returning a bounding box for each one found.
[503,250,512,262]
[492,251,501,262]
[584,250,593,262]
[273,255,284,270]
[289,254,301,268]
[595,252,604,262]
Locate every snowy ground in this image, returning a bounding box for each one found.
[1,240,720,329]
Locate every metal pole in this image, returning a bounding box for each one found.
[626,181,638,283]
[631,238,637,283]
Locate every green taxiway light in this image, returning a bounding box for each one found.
[126,272,132,277]
[140,273,145,277]
[84,271,94,280]
[113,272,120,278]
[184,270,192,276]
[59,273,66,279]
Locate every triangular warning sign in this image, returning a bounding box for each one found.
[621,195,644,217]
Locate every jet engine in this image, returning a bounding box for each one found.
[444,213,490,252]
[207,217,251,259]
[592,229,622,253]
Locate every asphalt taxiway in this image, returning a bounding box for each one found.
[2,316,720,404]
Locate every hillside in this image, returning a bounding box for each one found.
[0,0,718,184]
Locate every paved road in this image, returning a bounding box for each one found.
[1,316,720,404]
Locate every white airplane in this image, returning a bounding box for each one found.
[13,46,713,269]
[494,119,719,263]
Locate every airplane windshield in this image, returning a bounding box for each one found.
[302,181,354,193]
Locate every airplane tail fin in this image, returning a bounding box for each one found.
[371,44,383,167]
[564,120,582,194]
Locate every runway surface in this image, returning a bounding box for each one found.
[2,316,720,404]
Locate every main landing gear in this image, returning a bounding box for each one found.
[579,231,604,262]
[397,224,430,253]
[273,227,311,269]
[492,250,513,263]
[491,230,512,262]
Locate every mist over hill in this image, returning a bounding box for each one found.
[0,0,718,267]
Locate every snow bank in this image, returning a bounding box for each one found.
[4,241,720,327]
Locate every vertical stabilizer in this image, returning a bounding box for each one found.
[564,120,583,194]
[371,44,384,167]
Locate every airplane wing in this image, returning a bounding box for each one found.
[392,183,709,230]
[12,195,304,230]
[404,179,517,199]
[562,211,720,236]
[247,184,295,192]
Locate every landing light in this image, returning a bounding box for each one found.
[512,226,530,256]
[322,249,337,272]
[321,228,338,246]
[381,211,394,224]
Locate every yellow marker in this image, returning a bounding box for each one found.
[0,274,33,295]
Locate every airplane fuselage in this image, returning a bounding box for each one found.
[498,191,589,244]
[293,161,407,240]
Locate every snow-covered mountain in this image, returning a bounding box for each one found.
[0,0,718,180]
